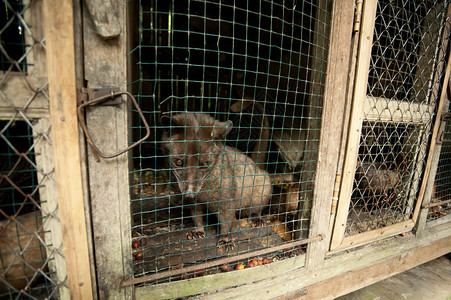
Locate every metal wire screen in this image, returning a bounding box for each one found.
[129,0,331,282]
[346,0,450,236]
[0,0,67,298]
[428,100,451,221]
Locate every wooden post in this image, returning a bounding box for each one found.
[330,0,378,250]
[33,119,70,299]
[306,0,355,269]
[82,1,133,299]
[43,0,94,298]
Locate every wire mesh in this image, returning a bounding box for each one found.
[428,101,451,221]
[0,0,67,298]
[129,0,331,283]
[346,0,450,236]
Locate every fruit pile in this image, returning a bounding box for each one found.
[220,257,274,272]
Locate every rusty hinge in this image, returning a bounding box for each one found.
[353,0,363,32]
[331,173,342,215]
[77,88,151,162]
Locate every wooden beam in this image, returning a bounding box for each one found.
[82,0,133,298]
[330,0,378,250]
[333,219,414,252]
[33,119,70,299]
[306,0,355,270]
[364,97,434,124]
[300,235,451,300]
[135,221,451,299]
[43,0,94,298]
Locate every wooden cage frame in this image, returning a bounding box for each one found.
[1,0,450,299]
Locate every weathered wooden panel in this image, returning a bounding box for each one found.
[82,0,133,298]
[306,0,355,270]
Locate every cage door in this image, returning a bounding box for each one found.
[331,0,450,251]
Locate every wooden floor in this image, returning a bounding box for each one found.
[337,254,451,300]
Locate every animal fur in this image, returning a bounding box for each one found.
[355,162,401,195]
[161,113,272,245]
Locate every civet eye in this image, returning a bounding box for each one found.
[175,159,183,167]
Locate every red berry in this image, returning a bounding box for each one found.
[258,260,263,266]
[235,263,245,270]
[220,264,230,272]
[247,262,255,268]
[132,241,140,248]
[135,252,143,260]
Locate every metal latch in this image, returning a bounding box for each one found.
[77,88,150,162]
[78,87,123,106]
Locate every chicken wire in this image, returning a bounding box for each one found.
[129,0,331,283]
[0,0,67,298]
[346,0,450,236]
[428,100,451,221]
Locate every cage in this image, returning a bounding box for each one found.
[2,0,451,299]
[128,0,331,283]
[331,0,451,251]
[427,100,451,221]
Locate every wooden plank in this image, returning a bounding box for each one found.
[135,253,308,300]
[73,0,100,297]
[330,0,378,250]
[426,213,451,229]
[305,0,355,270]
[0,75,48,110]
[135,219,451,299]
[299,235,451,300]
[330,14,361,238]
[334,255,451,300]
[333,220,414,252]
[0,108,49,120]
[33,118,70,299]
[42,0,94,298]
[364,97,434,124]
[82,0,133,299]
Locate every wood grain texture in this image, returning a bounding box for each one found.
[33,118,70,299]
[330,0,378,250]
[302,236,451,300]
[306,0,355,270]
[336,255,451,300]
[43,0,94,298]
[335,219,414,251]
[82,0,133,298]
[135,221,451,299]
